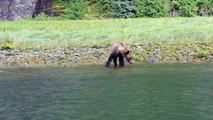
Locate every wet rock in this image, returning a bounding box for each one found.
[208,55,213,59]
[146,56,158,64]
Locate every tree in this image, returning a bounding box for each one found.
[136,0,170,17]
[197,0,213,16]
[171,0,198,17]
[111,0,137,18]
[56,0,88,19]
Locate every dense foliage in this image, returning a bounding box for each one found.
[171,0,198,17]
[111,0,137,18]
[50,0,213,19]
[197,0,213,16]
[53,0,87,19]
[136,0,170,17]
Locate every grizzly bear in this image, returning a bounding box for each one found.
[106,42,132,67]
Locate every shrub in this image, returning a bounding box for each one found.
[0,38,15,49]
[34,12,50,21]
[111,0,137,18]
[61,0,88,20]
[0,42,15,49]
[95,0,112,17]
[54,0,88,20]
[197,0,213,16]
[197,50,209,58]
[136,0,170,17]
[171,0,198,17]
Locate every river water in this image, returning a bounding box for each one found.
[0,64,213,120]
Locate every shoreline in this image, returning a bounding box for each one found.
[0,42,213,67]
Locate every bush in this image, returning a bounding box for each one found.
[0,38,15,50]
[34,13,50,21]
[197,0,213,16]
[197,50,209,58]
[61,0,88,20]
[54,0,88,20]
[95,0,112,17]
[0,42,15,50]
[136,0,170,17]
[111,0,137,18]
[171,0,198,17]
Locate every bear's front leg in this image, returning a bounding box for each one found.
[119,54,124,66]
[113,56,118,67]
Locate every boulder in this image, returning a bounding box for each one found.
[0,0,52,21]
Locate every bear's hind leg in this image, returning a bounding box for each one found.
[106,52,116,67]
[113,57,118,67]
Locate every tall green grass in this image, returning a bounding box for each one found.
[0,17,213,49]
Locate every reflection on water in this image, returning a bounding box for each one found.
[0,64,213,120]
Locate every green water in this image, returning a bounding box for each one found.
[0,64,213,120]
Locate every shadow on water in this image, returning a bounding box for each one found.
[0,63,213,120]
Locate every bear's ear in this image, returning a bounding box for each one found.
[125,50,130,55]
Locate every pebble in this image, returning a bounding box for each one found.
[0,43,212,66]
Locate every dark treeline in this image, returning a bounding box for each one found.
[53,0,213,19]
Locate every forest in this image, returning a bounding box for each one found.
[51,0,213,20]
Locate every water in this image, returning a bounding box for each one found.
[0,64,213,120]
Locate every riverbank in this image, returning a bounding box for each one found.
[1,17,213,49]
[0,42,212,67]
[1,17,213,66]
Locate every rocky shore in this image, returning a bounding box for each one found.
[0,42,213,67]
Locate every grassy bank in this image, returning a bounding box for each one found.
[0,17,213,49]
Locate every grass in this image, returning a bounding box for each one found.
[0,17,213,49]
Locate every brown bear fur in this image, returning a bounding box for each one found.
[106,42,132,67]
